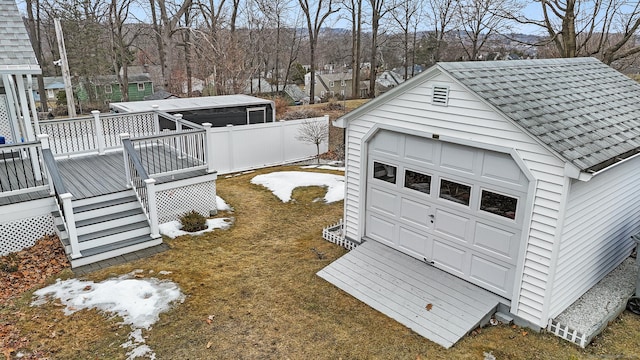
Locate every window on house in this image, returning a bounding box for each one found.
[137,83,145,91]
[104,84,112,94]
[320,90,325,97]
[404,170,431,194]
[47,89,55,99]
[373,161,396,184]
[341,80,346,86]
[480,190,517,219]
[439,178,470,206]
[329,81,335,87]
[340,89,345,96]
[247,107,267,124]
[432,85,449,106]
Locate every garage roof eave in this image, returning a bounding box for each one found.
[333,117,347,128]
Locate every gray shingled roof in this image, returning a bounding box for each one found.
[440,58,640,173]
[0,0,40,74]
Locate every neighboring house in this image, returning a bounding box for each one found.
[181,77,205,95]
[91,74,155,103]
[323,58,640,347]
[375,70,404,95]
[42,76,65,106]
[392,64,425,80]
[304,72,369,99]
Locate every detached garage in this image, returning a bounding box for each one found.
[319,58,640,347]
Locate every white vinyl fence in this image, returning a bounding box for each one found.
[208,116,330,174]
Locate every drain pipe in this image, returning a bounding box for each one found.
[628,234,640,315]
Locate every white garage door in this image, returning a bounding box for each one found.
[365,130,529,299]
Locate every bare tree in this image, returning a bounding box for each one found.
[342,0,363,98]
[296,119,329,162]
[25,0,48,112]
[455,0,521,60]
[511,0,640,66]
[426,0,457,63]
[368,0,391,98]
[148,0,193,91]
[298,0,339,104]
[389,0,423,79]
[108,0,138,102]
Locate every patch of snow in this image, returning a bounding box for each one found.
[216,196,232,211]
[251,171,344,203]
[158,271,172,275]
[32,270,184,359]
[159,218,233,239]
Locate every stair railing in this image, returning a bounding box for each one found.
[120,133,160,238]
[38,134,81,258]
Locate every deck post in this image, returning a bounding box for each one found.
[151,105,160,133]
[60,192,81,259]
[174,114,184,158]
[92,110,106,155]
[202,122,215,173]
[120,133,132,187]
[145,178,160,238]
[38,134,56,195]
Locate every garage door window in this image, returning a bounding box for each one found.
[480,190,517,219]
[373,161,396,183]
[404,170,431,194]
[439,179,471,206]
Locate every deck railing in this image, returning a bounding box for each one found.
[0,141,48,197]
[121,134,159,238]
[38,110,194,157]
[132,128,208,177]
[38,134,81,259]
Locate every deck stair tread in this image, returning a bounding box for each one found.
[78,234,157,258]
[73,195,138,213]
[75,208,144,228]
[317,240,505,348]
[78,220,149,242]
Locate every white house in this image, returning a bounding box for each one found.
[319,58,640,347]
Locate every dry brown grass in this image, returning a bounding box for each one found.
[4,165,640,359]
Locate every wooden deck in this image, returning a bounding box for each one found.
[56,147,206,199]
[317,240,507,348]
[0,145,207,203]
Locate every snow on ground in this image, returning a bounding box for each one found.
[216,196,232,211]
[159,218,233,239]
[251,171,345,203]
[32,270,184,359]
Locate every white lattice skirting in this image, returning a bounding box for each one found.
[322,219,358,250]
[156,180,217,223]
[547,319,588,348]
[0,215,55,256]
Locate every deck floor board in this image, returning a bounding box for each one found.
[317,240,507,348]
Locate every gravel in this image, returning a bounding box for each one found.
[553,257,638,336]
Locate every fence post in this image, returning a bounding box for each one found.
[145,178,160,238]
[227,124,234,172]
[38,134,55,195]
[202,122,216,173]
[60,193,81,259]
[151,105,160,133]
[120,133,131,187]
[92,110,106,155]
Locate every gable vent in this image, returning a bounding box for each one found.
[432,86,449,106]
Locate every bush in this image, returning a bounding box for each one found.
[281,108,322,120]
[273,96,290,117]
[179,210,207,232]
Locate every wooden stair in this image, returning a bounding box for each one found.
[53,189,162,268]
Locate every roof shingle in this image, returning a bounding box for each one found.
[440,58,640,172]
[0,0,40,74]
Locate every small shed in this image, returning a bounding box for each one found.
[110,94,275,129]
[330,58,640,339]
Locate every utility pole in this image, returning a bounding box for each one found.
[54,18,76,118]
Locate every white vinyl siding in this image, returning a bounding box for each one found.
[549,155,640,318]
[342,71,566,326]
